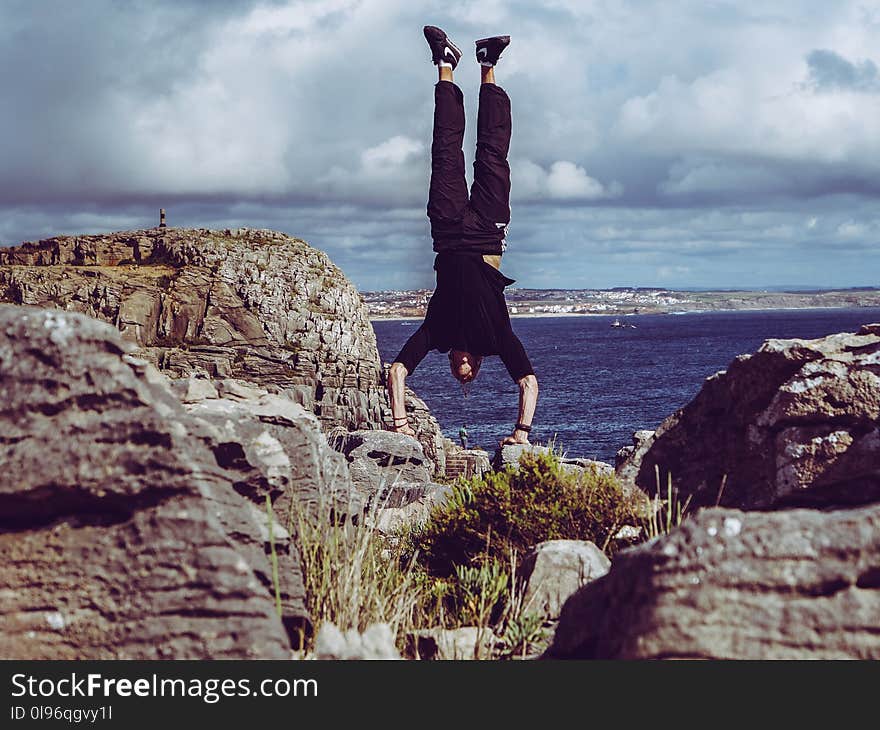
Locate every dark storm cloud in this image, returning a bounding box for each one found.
[1,1,880,289]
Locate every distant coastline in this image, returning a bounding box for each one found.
[369,306,880,322]
[365,287,880,321]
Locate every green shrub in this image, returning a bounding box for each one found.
[451,559,509,627]
[412,449,635,577]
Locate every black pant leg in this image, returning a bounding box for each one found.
[497,328,535,383]
[428,81,469,234]
[393,324,433,376]
[469,83,512,227]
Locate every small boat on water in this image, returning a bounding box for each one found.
[611,319,637,329]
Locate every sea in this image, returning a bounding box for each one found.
[372,307,880,462]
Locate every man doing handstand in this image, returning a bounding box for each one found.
[387,26,538,447]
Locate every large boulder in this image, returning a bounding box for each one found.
[616,326,880,509]
[0,227,385,432]
[337,430,434,498]
[178,377,362,519]
[0,305,308,658]
[546,505,880,659]
[519,540,611,619]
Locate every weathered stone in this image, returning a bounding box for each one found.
[547,505,880,659]
[519,540,611,619]
[338,430,433,497]
[313,623,400,660]
[615,429,655,472]
[185,392,361,519]
[216,378,269,401]
[494,443,551,470]
[369,481,452,534]
[0,306,305,658]
[444,444,492,481]
[616,327,880,509]
[0,228,387,432]
[179,376,219,403]
[406,627,499,660]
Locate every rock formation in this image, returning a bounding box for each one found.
[616,326,880,509]
[337,430,434,497]
[0,305,339,658]
[175,377,362,518]
[550,323,880,660]
[368,482,452,534]
[0,227,452,477]
[519,540,611,619]
[494,443,615,476]
[547,505,880,659]
[0,227,385,432]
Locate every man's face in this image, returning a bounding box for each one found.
[449,350,482,383]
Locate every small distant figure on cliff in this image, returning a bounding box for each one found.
[387,26,538,448]
[459,424,469,449]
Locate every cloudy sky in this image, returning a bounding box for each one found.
[2,0,880,291]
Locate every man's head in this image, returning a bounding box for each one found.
[448,350,482,383]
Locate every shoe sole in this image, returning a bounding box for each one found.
[475,36,510,45]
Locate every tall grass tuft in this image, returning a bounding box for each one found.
[643,465,692,540]
[288,482,433,651]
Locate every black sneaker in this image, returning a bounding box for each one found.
[475,35,510,67]
[424,25,462,69]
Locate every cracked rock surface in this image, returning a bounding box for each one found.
[0,227,384,433]
[0,305,309,659]
[547,504,880,659]
[616,325,880,509]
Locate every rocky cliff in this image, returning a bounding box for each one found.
[549,324,880,659]
[615,325,880,509]
[0,305,327,658]
[0,227,384,432]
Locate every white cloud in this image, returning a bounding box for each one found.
[3,1,880,290]
[361,136,424,174]
[513,159,622,201]
[616,64,880,166]
[659,158,789,196]
[836,220,867,237]
[240,0,359,36]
